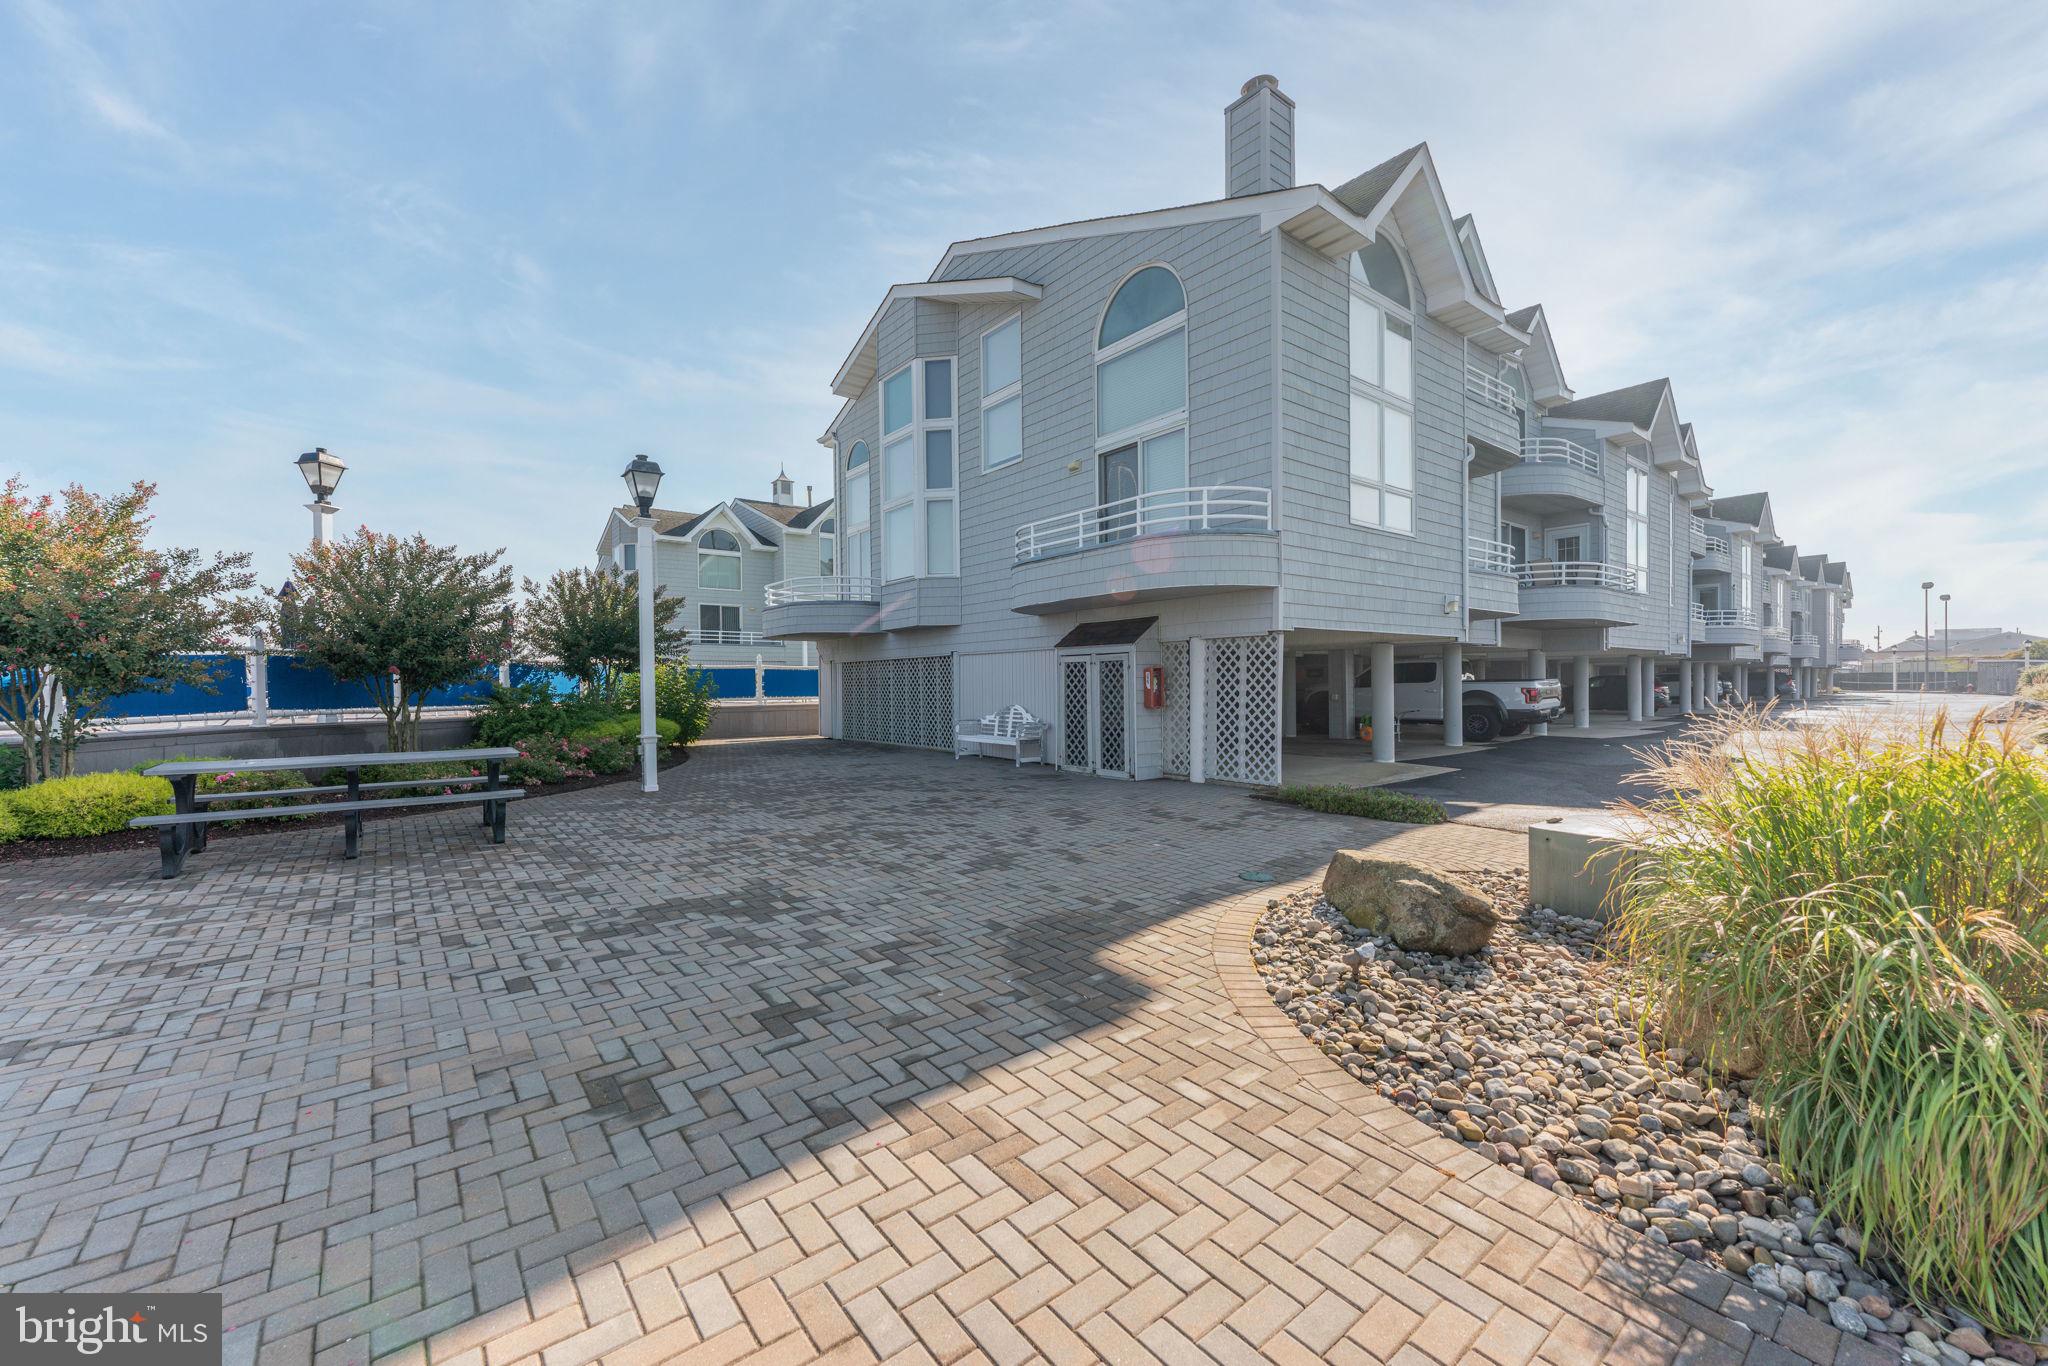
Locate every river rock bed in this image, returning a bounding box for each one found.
[1253,875,2036,1366]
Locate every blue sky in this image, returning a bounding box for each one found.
[3,0,2044,644]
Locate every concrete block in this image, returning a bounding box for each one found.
[1528,812,1641,921]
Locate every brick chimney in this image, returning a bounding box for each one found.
[1225,75,1294,199]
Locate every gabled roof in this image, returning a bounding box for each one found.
[786,500,834,531]
[728,500,790,547]
[1798,553,1828,580]
[737,497,807,527]
[1549,378,1671,427]
[1331,143,1425,219]
[1707,492,1772,530]
[1452,214,1500,305]
[1326,143,1514,346]
[1762,543,1799,572]
[1503,304,1572,403]
[834,277,1044,398]
[1823,561,1849,586]
[684,502,775,550]
[609,505,702,537]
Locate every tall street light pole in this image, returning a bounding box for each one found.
[1920,581,1933,692]
[621,454,665,794]
[1940,593,1951,693]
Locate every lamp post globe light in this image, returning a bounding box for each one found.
[295,447,347,545]
[620,455,664,793]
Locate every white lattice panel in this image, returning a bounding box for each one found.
[1060,660,1090,770]
[1162,641,1191,777]
[837,655,953,749]
[1202,634,1281,786]
[1099,657,1128,775]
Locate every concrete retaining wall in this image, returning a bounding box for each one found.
[705,701,818,740]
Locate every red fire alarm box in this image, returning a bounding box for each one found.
[1142,665,1164,709]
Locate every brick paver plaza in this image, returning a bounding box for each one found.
[1,740,1890,1365]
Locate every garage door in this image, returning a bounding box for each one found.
[839,655,954,750]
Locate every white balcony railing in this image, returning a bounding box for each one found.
[1518,437,1599,473]
[1517,561,1638,591]
[1689,520,1708,551]
[1703,534,1732,557]
[1468,536,1518,576]
[1697,607,1757,628]
[1013,485,1271,564]
[764,576,878,606]
[695,629,785,648]
[1792,633,1820,651]
[1467,366,1524,414]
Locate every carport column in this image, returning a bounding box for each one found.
[1527,650,1548,735]
[1188,638,1208,783]
[1441,643,1463,748]
[1705,663,1719,706]
[1679,659,1694,714]
[1281,649,1297,739]
[1643,657,1660,716]
[1370,642,1396,764]
[1335,650,1355,741]
[1625,657,1644,722]
[1573,656,1592,729]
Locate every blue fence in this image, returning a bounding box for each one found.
[88,656,805,721]
[701,667,818,699]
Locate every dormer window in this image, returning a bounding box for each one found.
[1347,234,1416,533]
[698,528,741,590]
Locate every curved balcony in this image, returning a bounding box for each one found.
[1790,633,1820,660]
[762,576,880,638]
[1466,537,1520,620]
[1513,560,1641,627]
[1695,534,1732,574]
[1501,437,1603,513]
[1694,606,1762,655]
[1010,485,1278,615]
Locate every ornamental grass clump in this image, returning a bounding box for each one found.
[1610,710,2048,1338]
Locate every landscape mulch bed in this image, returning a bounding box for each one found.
[0,750,691,867]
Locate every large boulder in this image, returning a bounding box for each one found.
[1322,851,1500,955]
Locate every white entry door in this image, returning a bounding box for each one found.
[1057,652,1132,778]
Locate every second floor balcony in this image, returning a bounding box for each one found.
[1695,534,1733,574]
[1466,537,1520,619]
[1513,560,1642,627]
[1501,437,1603,513]
[1694,605,1761,648]
[762,576,881,638]
[1790,632,1820,659]
[1011,485,1277,615]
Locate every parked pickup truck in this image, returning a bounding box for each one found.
[1354,659,1565,743]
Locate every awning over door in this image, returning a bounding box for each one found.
[1055,616,1158,649]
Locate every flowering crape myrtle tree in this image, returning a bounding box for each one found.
[0,478,257,782]
[277,529,515,750]
[519,566,687,702]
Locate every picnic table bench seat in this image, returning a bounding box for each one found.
[130,748,524,879]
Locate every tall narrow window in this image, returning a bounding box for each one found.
[879,358,958,579]
[1626,463,1649,593]
[817,517,835,577]
[698,528,741,590]
[1347,235,1416,531]
[981,316,1022,470]
[1736,538,1752,617]
[1095,266,1189,538]
[842,442,871,583]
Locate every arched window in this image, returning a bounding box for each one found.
[1098,266,1185,348]
[1345,233,1416,533]
[1351,233,1412,308]
[1094,266,1189,541]
[841,443,871,582]
[698,527,741,590]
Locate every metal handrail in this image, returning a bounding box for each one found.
[764,576,878,606]
[1517,561,1637,591]
[696,630,785,648]
[1466,367,1523,414]
[1013,485,1272,564]
[1468,536,1517,575]
[1697,607,1757,627]
[1517,437,1598,473]
[1702,534,1732,557]
[1791,633,1820,650]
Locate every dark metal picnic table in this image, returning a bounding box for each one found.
[133,748,523,878]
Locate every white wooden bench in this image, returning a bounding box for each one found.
[953,706,1048,767]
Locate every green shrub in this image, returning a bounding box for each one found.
[199,767,315,811]
[571,715,680,746]
[1612,711,2048,1337]
[619,662,715,745]
[2020,663,2048,702]
[1265,784,1447,824]
[472,681,626,747]
[358,759,484,792]
[0,745,23,792]
[3,772,173,837]
[0,802,19,843]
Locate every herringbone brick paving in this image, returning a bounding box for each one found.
[0,739,1888,1364]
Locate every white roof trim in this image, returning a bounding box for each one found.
[832,277,1044,398]
[1350,148,1509,345]
[1456,218,1501,304]
[1513,305,1574,402]
[680,502,773,550]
